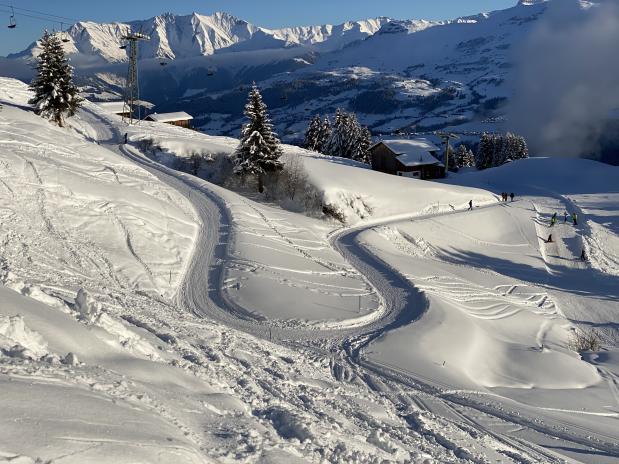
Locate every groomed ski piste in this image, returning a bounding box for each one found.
[0,76,618,463]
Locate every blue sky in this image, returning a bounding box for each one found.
[0,0,516,56]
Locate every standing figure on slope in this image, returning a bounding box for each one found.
[572,212,578,226]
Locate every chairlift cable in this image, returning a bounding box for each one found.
[0,3,79,22]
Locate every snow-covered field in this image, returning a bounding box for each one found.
[1,76,619,463]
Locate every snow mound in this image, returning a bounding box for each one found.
[0,315,49,360]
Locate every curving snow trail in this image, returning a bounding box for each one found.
[82,108,619,463]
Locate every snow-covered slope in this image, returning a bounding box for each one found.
[2,76,619,462]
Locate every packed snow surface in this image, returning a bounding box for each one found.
[1,77,618,463]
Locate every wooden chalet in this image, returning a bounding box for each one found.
[370,139,445,180]
[145,111,194,128]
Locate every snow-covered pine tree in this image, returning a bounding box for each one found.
[234,84,283,192]
[29,31,82,127]
[303,115,323,152]
[353,126,372,164]
[491,133,506,167]
[455,144,466,168]
[446,145,458,172]
[475,133,494,170]
[320,116,332,151]
[513,134,529,160]
[455,144,475,168]
[324,108,347,157]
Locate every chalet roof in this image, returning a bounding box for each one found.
[372,139,444,167]
[97,100,153,114]
[97,101,128,114]
[145,112,194,123]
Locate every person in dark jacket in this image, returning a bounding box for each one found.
[510,192,514,202]
[468,200,473,211]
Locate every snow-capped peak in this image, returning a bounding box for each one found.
[11,12,394,63]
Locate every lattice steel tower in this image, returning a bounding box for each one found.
[122,31,150,125]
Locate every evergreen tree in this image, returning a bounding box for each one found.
[513,134,529,160]
[320,116,332,151]
[303,115,323,152]
[324,109,372,163]
[234,84,283,192]
[353,126,372,164]
[445,145,458,172]
[29,31,82,127]
[324,108,348,157]
[455,144,475,168]
[475,133,494,170]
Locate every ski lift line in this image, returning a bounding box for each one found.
[0,3,79,22]
[1,8,68,26]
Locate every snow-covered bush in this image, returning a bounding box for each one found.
[569,328,601,353]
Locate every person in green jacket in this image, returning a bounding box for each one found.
[572,212,578,226]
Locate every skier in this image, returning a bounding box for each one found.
[468,200,473,211]
[580,248,587,261]
[124,133,128,144]
[547,234,553,243]
[510,192,514,202]
[550,212,557,227]
[572,212,578,226]
[564,211,568,223]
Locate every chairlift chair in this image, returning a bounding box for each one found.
[7,6,16,29]
[61,23,70,43]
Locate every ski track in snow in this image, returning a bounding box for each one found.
[70,108,619,462]
[3,94,616,462]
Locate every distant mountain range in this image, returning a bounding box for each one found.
[3,0,616,164]
[9,12,398,63]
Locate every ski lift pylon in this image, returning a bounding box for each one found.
[7,6,16,29]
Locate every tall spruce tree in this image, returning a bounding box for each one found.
[475,133,494,170]
[234,83,283,192]
[320,116,332,151]
[455,144,475,168]
[324,109,348,157]
[354,126,372,164]
[324,109,371,163]
[303,115,323,152]
[29,31,82,126]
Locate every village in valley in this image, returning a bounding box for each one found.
[0,1,618,463]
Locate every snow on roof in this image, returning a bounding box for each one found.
[374,139,444,167]
[97,100,154,114]
[145,112,194,123]
[97,101,128,114]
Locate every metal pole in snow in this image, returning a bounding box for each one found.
[358,295,361,314]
